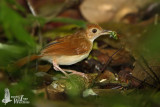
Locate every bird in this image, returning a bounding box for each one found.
[16,24,117,78]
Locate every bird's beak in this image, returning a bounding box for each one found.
[100,30,112,35]
[100,30,118,40]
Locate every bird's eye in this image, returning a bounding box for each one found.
[92,29,97,33]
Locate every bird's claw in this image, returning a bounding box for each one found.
[69,72,88,80]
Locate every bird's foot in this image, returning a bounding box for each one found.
[64,69,88,80]
[71,72,88,80]
[52,61,88,79]
[53,65,68,76]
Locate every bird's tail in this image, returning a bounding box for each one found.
[15,54,42,67]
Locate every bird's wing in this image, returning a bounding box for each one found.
[41,35,92,56]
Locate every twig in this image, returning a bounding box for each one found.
[45,85,50,100]
[27,0,37,16]
[129,75,157,88]
[26,0,43,47]
[89,47,122,88]
[137,61,158,84]
[101,47,123,72]
[27,0,43,71]
[140,55,160,84]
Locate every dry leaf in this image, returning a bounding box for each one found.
[80,0,152,23]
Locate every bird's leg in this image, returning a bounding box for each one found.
[63,69,88,79]
[52,60,68,76]
[52,60,87,79]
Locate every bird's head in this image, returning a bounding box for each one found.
[85,24,118,42]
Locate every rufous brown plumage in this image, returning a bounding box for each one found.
[16,24,117,78]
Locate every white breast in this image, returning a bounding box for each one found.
[41,53,90,65]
